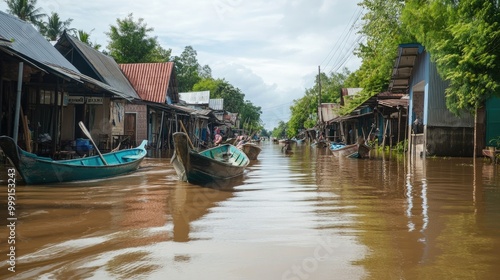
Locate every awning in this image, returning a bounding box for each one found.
[388,43,424,93]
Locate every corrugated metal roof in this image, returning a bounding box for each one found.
[388,43,424,93]
[179,91,210,105]
[55,32,139,100]
[119,62,174,103]
[0,11,79,72]
[378,98,409,108]
[46,63,136,99]
[209,98,224,110]
[0,12,137,101]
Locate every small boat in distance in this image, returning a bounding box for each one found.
[171,132,249,185]
[330,138,371,159]
[0,136,147,184]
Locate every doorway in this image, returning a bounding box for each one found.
[124,113,137,146]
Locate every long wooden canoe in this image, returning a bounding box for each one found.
[0,136,147,184]
[171,132,249,185]
[330,141,371,159]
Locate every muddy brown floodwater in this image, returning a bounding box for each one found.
[1,141,500,279]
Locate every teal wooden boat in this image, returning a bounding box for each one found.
[329,139,371,159]
[171,132,249,185]
[0,136,147,184]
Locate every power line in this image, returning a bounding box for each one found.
[320,6,362,68]
[320,6,364,75]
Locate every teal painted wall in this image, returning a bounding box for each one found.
[486,97,500,145]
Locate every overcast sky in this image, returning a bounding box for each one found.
[1,0,364,130]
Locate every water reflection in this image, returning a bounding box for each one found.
[1,144,500,279]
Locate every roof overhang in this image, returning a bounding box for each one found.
[388,43,424,93]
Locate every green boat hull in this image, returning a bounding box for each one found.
[0,136,147,184]
[172,132,249,185]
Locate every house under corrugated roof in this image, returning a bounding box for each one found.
[119,62,178,104]
[55,32,139,100]
[0,12,137,101]
[0,11,78,72]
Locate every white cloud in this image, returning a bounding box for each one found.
[0,0,363,130]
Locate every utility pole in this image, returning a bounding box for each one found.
[317,65,321,108]
[317,66,323,137]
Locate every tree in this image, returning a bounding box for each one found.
[39,12,74,41]
[287,70,348,137]
[402,0,500,114]
[240,100,263,132]
[193,78,245,113]
[342,0,412,114]
[174,46,211,92]
[193,77,262,130]
[149,45,172,62]
[106,13,159,63]
[272,121,288,139]
[4,0,45,26]
[76,29,102,50]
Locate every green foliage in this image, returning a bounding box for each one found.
[393,139,408,153]
[287,70,348,137]
[240,100,263,132]
[488,136,500,148]
[272,121,288,138]
[402,0,500,113]
[193,78,262,131]
[196,78,244,112]
[174,46,204,92]
[173,46,212,92]
[106,13,161,63]
[39,12,74,41]
[342,0,413,114]
[149,45,172,63]
[76,29,101,50]
[260,129,270,138]
[5,0,45,26]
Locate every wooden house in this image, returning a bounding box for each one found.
[0,12,132,156]
[389,43,474,157]
[55,31,140,150]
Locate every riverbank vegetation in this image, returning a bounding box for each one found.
[283,0,500,139]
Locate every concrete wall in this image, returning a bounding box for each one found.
[426,126,474,156]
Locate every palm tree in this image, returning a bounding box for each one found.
[4,0,45,26]
[76,29,102,50]
[39,12,75,41]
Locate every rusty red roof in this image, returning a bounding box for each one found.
[119,62,175,104]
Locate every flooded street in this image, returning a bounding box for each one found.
[1,142,500,279]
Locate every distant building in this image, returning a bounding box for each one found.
[179,91,210,109]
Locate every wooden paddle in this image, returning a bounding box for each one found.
[179,120,195,149]
[78,121,108,165]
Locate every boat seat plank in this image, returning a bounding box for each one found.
[122,154,141,161]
